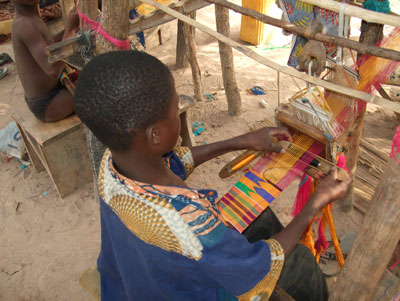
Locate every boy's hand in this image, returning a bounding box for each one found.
[240,127,292,153]
[64,6,80,39]
[310,167,353,211]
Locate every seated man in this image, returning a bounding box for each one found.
[12,0,79,122]
[74,51,352,300]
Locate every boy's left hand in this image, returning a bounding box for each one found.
[240,127,292,153]
[64,7,80,38]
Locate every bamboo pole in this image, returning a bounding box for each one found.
[300,0,400,28]
[330,128,400,300]
[206,0,400,63]
[215,4,241,116]
[138,0,400,113]
[129,0,209,35]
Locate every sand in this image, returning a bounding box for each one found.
[0,3,399,300]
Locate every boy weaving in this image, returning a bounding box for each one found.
[12,0,79,122]
[75,51,352,300]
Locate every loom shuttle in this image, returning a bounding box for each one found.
[219,150,264,178]
[231,153,257,171]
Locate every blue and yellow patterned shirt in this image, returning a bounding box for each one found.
[97,147,284,300]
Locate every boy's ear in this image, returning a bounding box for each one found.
[145,125,161,146]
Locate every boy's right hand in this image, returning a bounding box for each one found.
[310,167,353,211]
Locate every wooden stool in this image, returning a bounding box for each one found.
[13,107,92,198]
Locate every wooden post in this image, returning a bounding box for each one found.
[330,128,400,300]
[182,17,203,102]
[96,0,130,54]
[341,1,385,212]
[215,4,241,116]
[176,12,196,69]
[79,0,98,29]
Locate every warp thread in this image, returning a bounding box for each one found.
[390,126,400,166]
[77,10,130,50]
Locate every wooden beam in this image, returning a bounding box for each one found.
[206,0,400,63]
[300,0,400,28]
[215,4,241,116]
[276,111,329,145]
[47,33,84,63]
[129,0,209,35]
[138,0,400,113]
[96,0,130,54]
[330,131,400,300]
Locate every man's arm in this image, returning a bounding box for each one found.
[272,167,352,255]
[14,19,64,78]
[190,127,292,167]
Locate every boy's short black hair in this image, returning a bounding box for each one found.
[75,51,174,152]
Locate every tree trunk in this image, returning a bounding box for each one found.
[182,18,203,101]
[95,0,130,54]
[176,12,196,69]
[215,4,241,116]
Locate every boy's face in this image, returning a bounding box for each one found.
[162,87,181,152]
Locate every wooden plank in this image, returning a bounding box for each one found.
[330,141,400,299]
[207,0,400,63]
[40,124,92,198]
[12,108,82,147]
[138,0,400,113]
[300,0,400,28]
[215,4,241,116]
[15,123,45,173]
[129,0,209,35]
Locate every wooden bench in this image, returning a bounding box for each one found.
[13,107,92,199]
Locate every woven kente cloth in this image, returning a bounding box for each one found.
[217,134,324,232]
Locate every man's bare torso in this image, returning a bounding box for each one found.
[12,14,61,99]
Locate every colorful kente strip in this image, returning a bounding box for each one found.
[217,134,324,232]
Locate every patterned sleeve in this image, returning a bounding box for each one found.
[194,224,285,300]
[172,146,195,178]
[237,239,284,300]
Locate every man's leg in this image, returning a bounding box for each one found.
[44,88,75,122]
[243,207,328,301]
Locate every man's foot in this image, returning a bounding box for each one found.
[0,53,12,66]
[0,67,8,80]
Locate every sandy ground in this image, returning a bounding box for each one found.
[0,2,399,300]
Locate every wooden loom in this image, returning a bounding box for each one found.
[50,0,400,299]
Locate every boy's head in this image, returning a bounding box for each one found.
[75,51,180,154]
[12,0,40,7]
